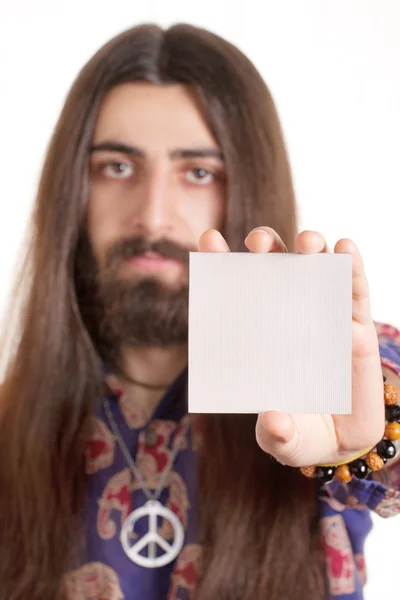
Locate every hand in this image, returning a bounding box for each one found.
[198,227,385,468]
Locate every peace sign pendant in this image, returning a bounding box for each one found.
[120,500,185,568]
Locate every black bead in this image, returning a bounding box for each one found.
[376,439,397,460]
[349,459,369,479]
[316,466,336,484]
[383,375,387,383]
[385,404,400,423]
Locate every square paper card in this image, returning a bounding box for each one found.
[188,252,352,415]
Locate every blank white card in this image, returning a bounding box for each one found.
[188,252,352,415]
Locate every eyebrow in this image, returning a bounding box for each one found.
[89,141,224,161]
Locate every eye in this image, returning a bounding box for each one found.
[185,168,214,185]
[101,161,134,179]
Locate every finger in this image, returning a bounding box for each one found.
[334,238,373,326]
[198,229,231,252]
[294,230,330,254]
[244,227,288,253]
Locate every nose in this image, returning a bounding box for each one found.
[130,166,174,237]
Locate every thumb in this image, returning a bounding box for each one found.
[255,411,300,466]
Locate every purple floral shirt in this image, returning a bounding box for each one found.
[64,321,400,599]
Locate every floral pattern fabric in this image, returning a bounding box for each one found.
[64,321,400,599]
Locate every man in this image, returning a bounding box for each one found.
[0,23,399,600]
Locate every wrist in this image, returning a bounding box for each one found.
[300,375,399,484]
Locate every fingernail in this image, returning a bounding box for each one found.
[246,228,272,250]
[261,234,271,252]
[252,227,273,235]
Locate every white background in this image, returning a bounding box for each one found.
[0,1,399,597]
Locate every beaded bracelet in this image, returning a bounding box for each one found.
[300,375,400,484]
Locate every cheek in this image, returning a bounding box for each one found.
[182,188,225,234]
[85,201,102,255]
[85,197,116,267]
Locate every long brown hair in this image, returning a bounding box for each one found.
[0,24,326,599]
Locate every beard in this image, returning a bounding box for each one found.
[75,232,192,361]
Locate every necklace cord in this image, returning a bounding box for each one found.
[112,364,171,390]
[103,398,190,502]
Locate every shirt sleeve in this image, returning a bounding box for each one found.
[374,319,400,376]
[318,320,400,518]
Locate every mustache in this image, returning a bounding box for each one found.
[105,236,194,269]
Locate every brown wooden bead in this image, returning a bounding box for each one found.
[385,422,400,440]
[365,451,385,471]
[335,464,353,483]
[384,383,399,405]
[300,466,316,478]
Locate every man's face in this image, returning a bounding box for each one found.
[84,82,226,349]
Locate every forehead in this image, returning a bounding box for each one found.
[91,82,218,150]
